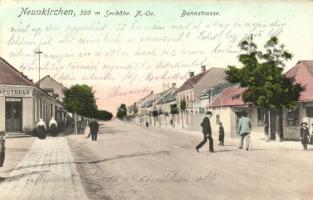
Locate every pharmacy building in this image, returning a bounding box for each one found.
[0,57,65,135]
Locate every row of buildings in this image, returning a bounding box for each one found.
[127,60,313,141]
[0,57,69,136]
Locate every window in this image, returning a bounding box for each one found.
[287,108,299,126]
[257,108,266,126]
[306,107,313,118]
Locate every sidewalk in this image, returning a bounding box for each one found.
[126,121,304,151]
[0,137,88,200]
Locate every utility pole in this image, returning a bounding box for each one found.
[35,48,43,120]
[210,87,214,111]
[35,48,43,88]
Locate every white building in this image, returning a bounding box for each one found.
[0,57,63,135]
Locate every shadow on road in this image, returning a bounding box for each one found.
[215,149,234,153]
[2,150,171,173]
[76,150,171,164]
[0,170,49,183]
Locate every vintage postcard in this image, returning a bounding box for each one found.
[0,0,313,199]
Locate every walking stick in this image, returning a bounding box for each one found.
[249,134,253,150]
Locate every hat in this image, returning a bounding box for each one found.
[241,111,248,117]
[301,122,308,126]
[206,111,213,115]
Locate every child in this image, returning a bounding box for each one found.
[300,122,310,150]
[218,122,225,146]
[0,131,6,167]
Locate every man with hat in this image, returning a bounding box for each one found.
[300,121,310,150]
[238,111,252,150]
[196,111,214,153]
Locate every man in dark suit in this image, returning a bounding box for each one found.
[196,111,214,153]
[89,119,99,141]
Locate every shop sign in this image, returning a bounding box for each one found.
[0,88,33,97]
[6,98,22,102]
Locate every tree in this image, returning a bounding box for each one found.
[180,100,187,128]
[170,104,179,114]
[180,100,187,111]
[226,35,303,140]
[64,84,97,118]
[117,104,127,120]
[96,110,113,121]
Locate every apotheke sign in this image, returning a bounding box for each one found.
[0,88,33,97]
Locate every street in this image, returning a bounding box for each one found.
[1,120,313,200]
[68,120,313,200]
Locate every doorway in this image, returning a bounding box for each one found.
[5,98,22,132]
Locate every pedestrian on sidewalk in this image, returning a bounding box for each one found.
[238,111,252,151]
[310,124,313,145]
[300,122,310,150]
[37,118,47,139]
[0,131,6,167]
[264,120,270,142]
[196,111,214,153]
[49,116,58,137]
[89,119,99,141]
[218,122,224,146]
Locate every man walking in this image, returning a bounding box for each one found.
[196,111,214,153]
[89,119,99,141]
[238,111,252,151]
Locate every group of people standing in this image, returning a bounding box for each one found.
[36,117,58,139]
[195,110,252,153]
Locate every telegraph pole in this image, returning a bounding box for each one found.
[35,48,43,88]
[35,48,43,119]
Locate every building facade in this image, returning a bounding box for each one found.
[210,60,313,141]
[0,57,63,135]
[37,75,67,102]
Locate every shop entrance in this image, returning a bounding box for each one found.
[5,98,22,132]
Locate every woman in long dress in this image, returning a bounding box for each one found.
[37,118,47,139]
[49,117,58,137]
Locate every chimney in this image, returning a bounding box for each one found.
[201,65,206,72]
[172,83,176,88]
[189,72,194,78]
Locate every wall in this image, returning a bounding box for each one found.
[0,96,4,131]
[211,107,232,138]
[283,103,304,140]
[22,97,34,132]
[39,77,64,102]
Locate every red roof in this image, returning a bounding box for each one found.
[176,71,208,93]
[177,68,225,93]
[0,57,35,86]
[285,60,313,102]
[211,86,246,108]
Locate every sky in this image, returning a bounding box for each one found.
[0,0,312,113]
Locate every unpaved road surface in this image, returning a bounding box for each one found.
[68,120,313,200]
